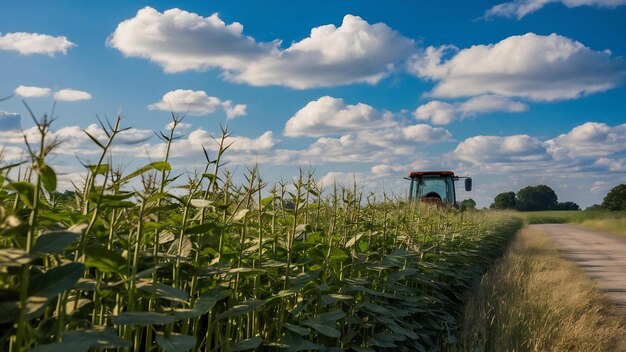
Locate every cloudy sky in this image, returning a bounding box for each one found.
[1,0,625,207]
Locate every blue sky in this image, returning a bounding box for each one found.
[1,0,625,207]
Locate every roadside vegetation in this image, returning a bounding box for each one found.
[0,111,522,351]
[489,182,626,236]
[456,228,626,352]
[502,210,626,236]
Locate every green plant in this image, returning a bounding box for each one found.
[0,110,522,351]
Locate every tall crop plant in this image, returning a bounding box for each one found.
[0,110,522,352]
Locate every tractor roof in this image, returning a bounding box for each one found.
[408,171,455,178]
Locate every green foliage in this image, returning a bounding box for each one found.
[0,112,523,351]
[586,204,604,211]
[490,191,516,209]
[602,184,626,211]
[460,198,477,211]
[554,201,580,211]
[516,185,558,211]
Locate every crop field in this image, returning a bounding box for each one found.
[0,116,522,351]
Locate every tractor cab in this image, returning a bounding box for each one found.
[407,171,472,206]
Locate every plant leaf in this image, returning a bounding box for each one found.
[231,336,262,351]
[112,312,176,326]
[155,333,195,352]
[32,231,79,254]
[218,299,264,319]
[28,263,85,300]
[40,164,57,192]
[85,246,128,274]
[7,181,34,208]
[120,161,171,183]
[137,281,189,302]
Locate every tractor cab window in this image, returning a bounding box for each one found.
[412,176,456,204]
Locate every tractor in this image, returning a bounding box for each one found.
[406,171,472,206]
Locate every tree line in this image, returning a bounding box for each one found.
[490,184,626,211]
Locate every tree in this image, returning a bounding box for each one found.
[516,185,557,211]
[586,204,604,211]
[490,191,516,209]
[602,184,626,211]
[460,198,477,211]
[554,201,580,211]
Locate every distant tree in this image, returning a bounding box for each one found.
[602,184,626,211]
[48,190,79,210]
[554,201,580,211]
[490,191,516,209]
[585,204,604,211]
[516,185,558,211]
[461,198,477,211]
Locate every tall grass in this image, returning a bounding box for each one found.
[0,111,522,351]
[500,210,626,236]
[456,228,626,352]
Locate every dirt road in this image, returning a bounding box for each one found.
[530,224,626,307]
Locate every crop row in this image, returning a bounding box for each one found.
[0,114,522,351]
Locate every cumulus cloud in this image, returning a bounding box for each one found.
[285,96,395,137]
[13,86,92,102]
[454,135,550,164]
[53,89,92,102]
[414,101,456,125]
[408,33,625,101]
[0,123,152,155]
[148,89,246,119]
[0,32,75,56]
[299,124,451,163]
[230,14,414,88]
[453,121,626,177]
[108,7,413,88]
[284,97,452,163]
[547,122,626,158]
[0,111,21,130]
[14,85,52,98]
[484,0,626,20]
[134,129,277,159]
[415,95,528,125]
[0,146,25,161]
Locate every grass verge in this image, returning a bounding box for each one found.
[454,228,626,352]
[498,210,626,236]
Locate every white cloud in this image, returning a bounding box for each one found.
[301,134,395,163]
[0,123,153,155]
[107,7,272,73]
[453,121,626,178]
[414,101,456,125]
[458,95,528,115]
[134,129,277,159]
[230,15,414,88]
[0,32,75,56]
[454,135,550,164]
[415,95,527,125]
[371,159,434,176]
[547,122,626,158]
[108,7,414,88]
[54,89,92,102]
[0,111,21,130]
[590,180,611,193]
[300,125,451,163]
[14,85,52,98]
[285,97,452,163]
[408,33,625,101]
[148,89,246,118]
[484,0,626,20]
[0,146,25,161]
[285,96,395,137]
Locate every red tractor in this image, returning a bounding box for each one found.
[406,171,472,206]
